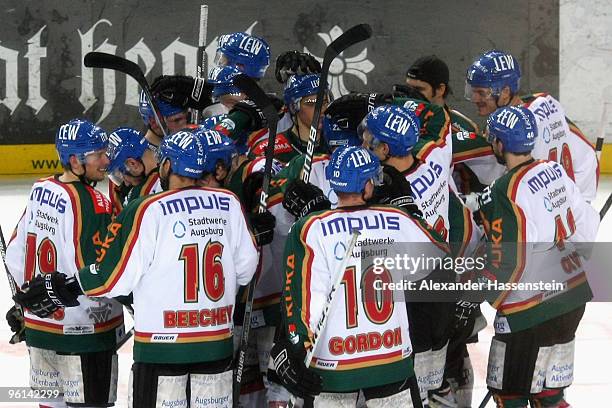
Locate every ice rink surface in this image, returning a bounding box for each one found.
[0,175,610,407]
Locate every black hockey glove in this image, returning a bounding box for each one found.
[275,50,322,83]
[266,93,286,113]
[392,84,429,101]
[325,92,394,132]
[13,272,82,319]
[453,300,480,329]
[248,211,276,246]
[270,338,323,399]
[283,180,331,219]
[242,171,265,213]
[370,165,422,217]
[230,98,284,132]
[151,75,213,110]
[5,305,25,343]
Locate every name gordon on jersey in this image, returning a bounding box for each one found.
[163,305,233,328]
[328,327,403,356]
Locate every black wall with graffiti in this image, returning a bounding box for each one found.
[0,0,559,144]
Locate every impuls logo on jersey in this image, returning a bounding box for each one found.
[543,127,551,143]
[173,220,186,238]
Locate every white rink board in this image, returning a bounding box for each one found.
[0,176,610,407]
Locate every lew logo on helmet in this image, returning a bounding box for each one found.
[57,123,81,141]
[168,132,194,149]
[108,132,123,147]
[348,149,372,168]
[202,130,223,145]
[238,36,264,55]
[495,109,520,129]
[384,113,413,136]
[492,54,515,72]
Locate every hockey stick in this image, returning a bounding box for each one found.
[478,391,492,408]
[192,4,209,124]
[595,103,612,220]
[231,74,279,406]
[83,52,169,137]
[600,193,612,220]
[595,103,608,162]
[0,225,25,344]
[301,23,372,183]
[287,229,361,408]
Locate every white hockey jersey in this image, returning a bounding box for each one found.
[479,160,598,333]
[77,186,258,363]
[283,205,449,392]
[526,93,598,202]
[6,176,124,353]
[405,130,453,241]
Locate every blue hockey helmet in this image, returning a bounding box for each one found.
[284,73,327,114]
[193,126,237,173]
[215,32,270,79]
[465,50,521,100]
[138,90,185,125]
[105,127,148,184]
[323,115,361,148]
[486,106,537,153]
[199,114,248,155]
[55,119,109,166]
[157,129,206,178]
[358,105,420,157]
[326,146,383,194]
[207,65,243,98]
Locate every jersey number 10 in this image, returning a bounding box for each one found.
[341,266,395,329]
[25,233,64,320]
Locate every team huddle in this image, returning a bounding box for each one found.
[4,29,600,408]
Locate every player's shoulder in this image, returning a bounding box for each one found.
[397,97,437,118]
[487,160,546,198]
[249,131,294,157]
[520,92,550,106]
[450,108,480,133]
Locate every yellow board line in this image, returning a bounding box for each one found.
[1,143,611,175]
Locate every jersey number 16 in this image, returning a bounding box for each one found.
[179,241,225,303]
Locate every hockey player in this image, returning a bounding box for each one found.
[406,55,502,194]
[477,105,598,407]
[357,105,458,406]
[464,49,598,202]
[192,126,284,407]
[14,129,262,407]
[203,64,246,117]
[249,73,330,163]
[6,119,124,407]
[106,127,161,215]
[272,145,452,407]
[406,55,487,407]
[215,32,270,80]
[138,90,188,145]
[277,114,362,215]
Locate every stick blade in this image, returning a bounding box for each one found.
[83,52,147,88]
[233,74,279,127]
[326,23,372,57]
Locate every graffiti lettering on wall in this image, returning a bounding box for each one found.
[0,19,259,124]
[0,20,376,124]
